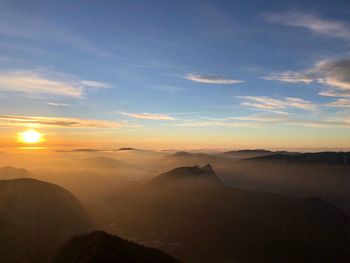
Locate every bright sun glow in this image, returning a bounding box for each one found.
[19,130,43,144]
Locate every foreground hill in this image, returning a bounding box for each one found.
[0,178,94,263]
[246,151,350,166]
[54,231,179,263]
[106,165,350,262]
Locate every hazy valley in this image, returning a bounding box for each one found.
[1,148,350,262]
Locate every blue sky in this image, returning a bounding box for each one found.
[1,0,350,149]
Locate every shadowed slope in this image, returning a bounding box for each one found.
[0,178,94,263]
[54,231,179,263]
[107,165,350,262]
[247,152,350,166]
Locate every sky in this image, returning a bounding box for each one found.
[1,0,350,150]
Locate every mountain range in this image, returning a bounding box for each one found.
[106,164,350,262]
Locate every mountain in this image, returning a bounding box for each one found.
[219,149,302,159]
[0,166,30,179]
[0,178,94,263]
[117,147,137,151]
[106,166,350,262]
[220,149,275,159]
[54,231,179,263]
[247,152,350,166]
[150,164,224,187]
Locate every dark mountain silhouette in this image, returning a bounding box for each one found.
[220,149,302,159]
[0,178,94,263]
[56,148,103,152]
[117,147,137,151]
[107,165,350,263]
[54,231,179,263]
[0,166,30,179]
[71,148,102,152]
[247,152,350,166]
[220,149,275,159]
[150,164,224,187]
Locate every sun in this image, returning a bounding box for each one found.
[18,130,43,144]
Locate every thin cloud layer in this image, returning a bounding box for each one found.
[185,73,243,84]
[47,102,72,107]
[237,96,316,111]
[175,120,258,128]
[0,71,109,98]
[80,80,110,88]
[266,12,350,40]
[0,115,122,128]
[180,114,350,129]
[264,58,350,98]
[325,98,350,108]
[120,112,176,120]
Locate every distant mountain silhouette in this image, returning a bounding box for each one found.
[54,231,179,263]
[247,152,350,166]
[107,165,350,262]
[0,178,94,263]
[150,164,224,187]
[219,149,275,159]
[56,148,102,152]
[0,166,30,179]
[117,147,137,151]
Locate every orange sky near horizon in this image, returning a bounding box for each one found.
[1,124,350,152]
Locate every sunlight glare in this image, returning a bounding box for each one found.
[19,130,43,144]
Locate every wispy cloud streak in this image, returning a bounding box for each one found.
[185,73,243,84]
[266,12,350,40]
[0,115,123,128]
[120,112,176,120]
[237,96,316,111]
[264,58,350,98]
[0,71,109,98]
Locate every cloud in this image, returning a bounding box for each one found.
[225,113,350,128]
[266,12,350,39]
[185,73,243,84]
[175,120,258,128]
[319,89,350,97]
[264,58,350,98]
[325,98,350,108]
[229,115,288,123]
[120,112,176,120]
[80,80,110,89]
[0,115,123,128]
[237,96,316,111]
[263,72,313,83]
[47,102,72,107]
[0,71,109,98]
[173,114,350,129]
